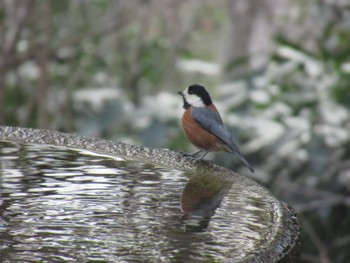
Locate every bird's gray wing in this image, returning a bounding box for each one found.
[191,107,239,153]
[192,107,255,172]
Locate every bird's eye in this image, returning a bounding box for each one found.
[188,88,193,94]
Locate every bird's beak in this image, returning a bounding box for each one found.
[178,91,184,96]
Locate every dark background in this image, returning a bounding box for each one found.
[1,1,350,262]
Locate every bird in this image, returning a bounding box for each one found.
[178,84,254,173]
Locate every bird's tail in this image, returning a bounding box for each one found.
[224,137,254,172]
[235,153,254,173]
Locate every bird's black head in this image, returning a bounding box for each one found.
[178,84,212,108]
[187,84,212,106]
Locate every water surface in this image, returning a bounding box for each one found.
[0,141,273,262]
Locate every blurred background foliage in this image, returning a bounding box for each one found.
[1,0,350,262]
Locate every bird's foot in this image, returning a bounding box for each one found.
[180,150,204,160]
[181,151,213,164]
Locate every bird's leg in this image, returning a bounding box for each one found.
[191,150,203,157]
[198,149,211,159]
[181,149,201,157]
[190,149,211,160]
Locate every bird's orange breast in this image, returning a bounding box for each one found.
[181,106,223,151]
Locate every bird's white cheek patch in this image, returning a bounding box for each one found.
[185,94,205,107]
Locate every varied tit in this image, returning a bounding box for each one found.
[178,84,254,173]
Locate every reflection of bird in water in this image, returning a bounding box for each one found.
[178,84,254,173]
[180,174,232,232]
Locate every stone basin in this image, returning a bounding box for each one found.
[0,126,300,262]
